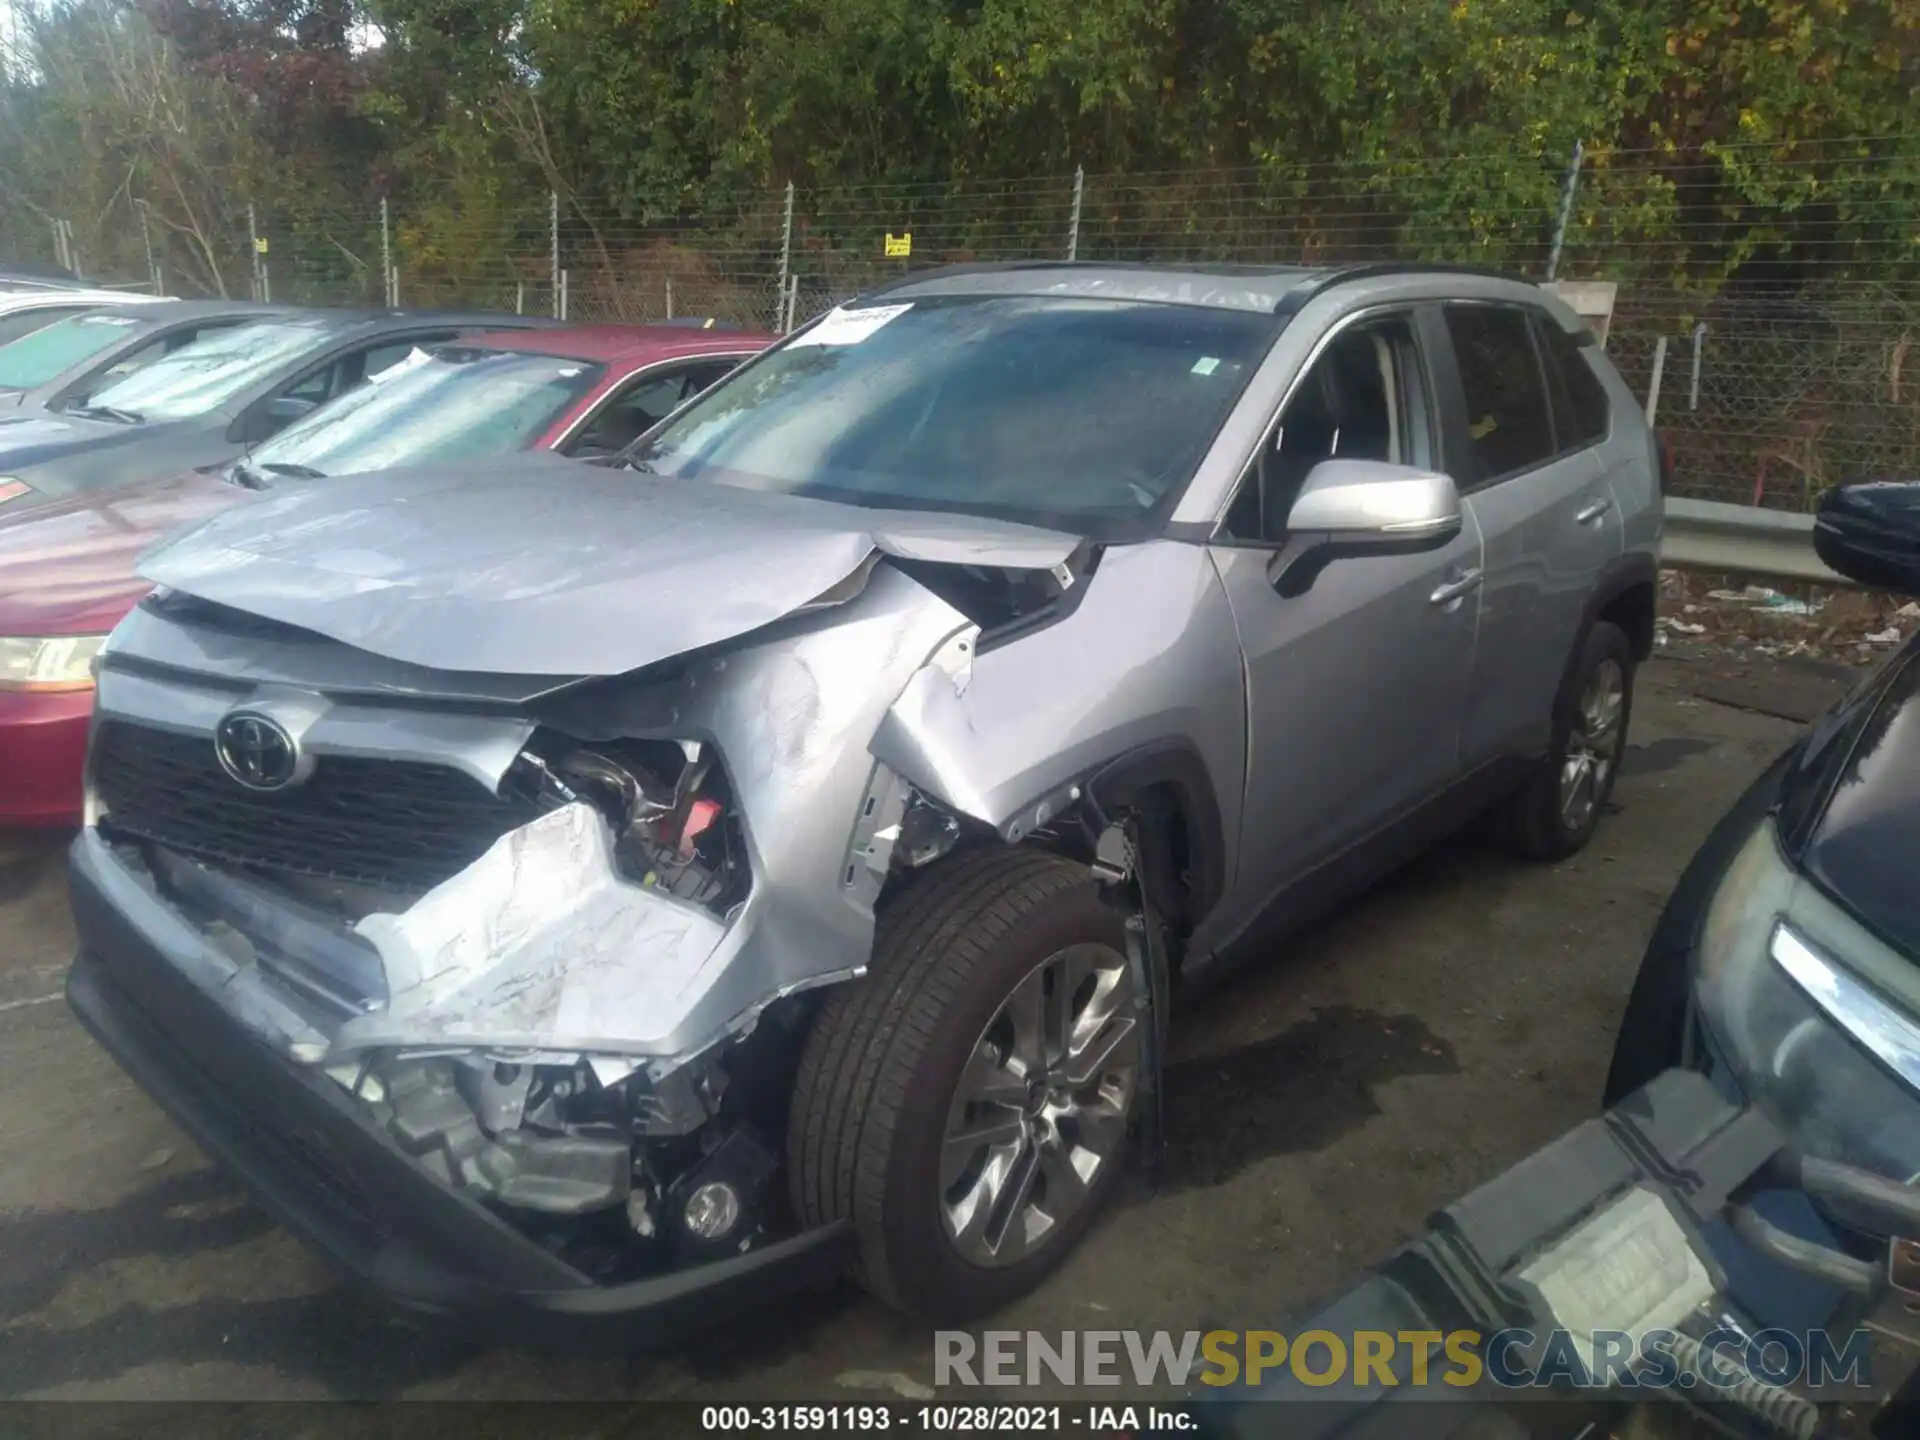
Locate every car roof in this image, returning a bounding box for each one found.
[85,298,299,324]
[0,287,167,313]
[242,307,554,334]
[0,263,83,286]
[870,260,1537,314]
[461,323,777,363]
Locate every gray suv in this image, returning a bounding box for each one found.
[66,262,1661,1334]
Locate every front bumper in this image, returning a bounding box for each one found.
[65,834,855,1349]
[0,687,91,826]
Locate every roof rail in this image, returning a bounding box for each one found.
[856,259,1086,302]
[1273,261,1527,314]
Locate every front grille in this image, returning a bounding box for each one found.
[93,720,545,891]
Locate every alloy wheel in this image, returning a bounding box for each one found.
[938,942,1139,1267]
[1559,657,1626,831]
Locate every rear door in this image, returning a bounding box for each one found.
[1438,302,1622,766]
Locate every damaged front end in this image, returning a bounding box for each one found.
[72,478,1100,1307]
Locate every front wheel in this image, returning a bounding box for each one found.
[788,847,1140,1320]
[1502,620,1635,861]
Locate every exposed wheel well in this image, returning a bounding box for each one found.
[1599,579,1657,662]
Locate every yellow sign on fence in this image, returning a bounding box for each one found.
[884,232,912,258]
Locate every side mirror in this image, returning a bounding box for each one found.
[1815,481,1920,595]
[1271,459,1463,597]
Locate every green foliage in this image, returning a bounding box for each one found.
[3,0,1917,294]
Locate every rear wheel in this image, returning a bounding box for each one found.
[788,847,1139,1319]
[1502,620,1635,861]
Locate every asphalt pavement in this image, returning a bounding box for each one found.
[0,650,1848,1404]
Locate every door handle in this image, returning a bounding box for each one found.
[1429,568,1483,606]
[1575,498,1612,526]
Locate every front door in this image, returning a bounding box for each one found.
[1209,310,1484,914]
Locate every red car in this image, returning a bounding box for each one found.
[0,323,773,825]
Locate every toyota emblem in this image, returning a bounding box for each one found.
[214,710,303,791]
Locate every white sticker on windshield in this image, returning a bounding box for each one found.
[790,302,913,348]
[557,365,583,378]
[1191,356,1220,376]
[369,347,433,384]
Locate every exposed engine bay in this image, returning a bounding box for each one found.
[93,571,1070,1279]
[88,466,1208,1290]
[511,734,752,919]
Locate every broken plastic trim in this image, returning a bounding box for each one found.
[339,802,731,1059]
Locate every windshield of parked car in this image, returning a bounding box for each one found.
[78,318,340,422]
[0,312,144,391]
[243,346,605,478]
[625,295,1278,537]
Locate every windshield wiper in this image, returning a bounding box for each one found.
[64,403,144,424]
[228,459,324,490]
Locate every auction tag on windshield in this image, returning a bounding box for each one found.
[791,302,912,348]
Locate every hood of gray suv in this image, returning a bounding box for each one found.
[138,454,1082,676]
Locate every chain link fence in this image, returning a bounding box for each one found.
[11,138,1920,509]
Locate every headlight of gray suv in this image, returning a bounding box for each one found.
[1694,816,1920,1179]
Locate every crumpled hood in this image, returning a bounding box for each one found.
[138,454,1082,676]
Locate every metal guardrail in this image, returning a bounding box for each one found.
[1660,497,1849,587]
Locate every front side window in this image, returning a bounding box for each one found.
[81,319,344,422]
[567,358,742,456]
[626,296,1279,538]
[1444,305,1555,483]
[241,347,606,479]
[0,312,143,390]
[1223,316,1426,542]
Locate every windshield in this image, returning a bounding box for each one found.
[246,346,604,477]
[627,296,1278,537]
[80,318,340,422]
[0,312,143,391]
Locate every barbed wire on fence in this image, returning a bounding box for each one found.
[8,138,1920,509]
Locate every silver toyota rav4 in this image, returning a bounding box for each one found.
[67,262,1662,1335]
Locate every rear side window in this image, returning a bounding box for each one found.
[1532,314,1610,449]
[1444,305,1555,482]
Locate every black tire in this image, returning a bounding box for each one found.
[1502,620,1636,861]
[788,846,1133,1320]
